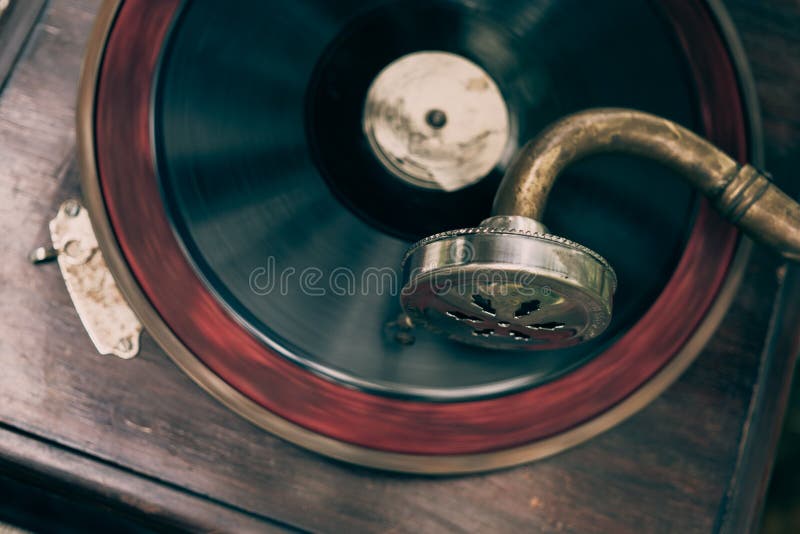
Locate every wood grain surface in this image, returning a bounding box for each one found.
[0,0,46,92]
[0,0,798,532]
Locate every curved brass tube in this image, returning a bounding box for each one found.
[493,108,800,261]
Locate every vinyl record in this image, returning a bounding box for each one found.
[155,0,700,399]
[82,0,757,472]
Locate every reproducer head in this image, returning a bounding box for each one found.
[401,215,615,350]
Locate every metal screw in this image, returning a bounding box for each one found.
[63,240,84,258]
[63,199,81,217]
[116,337,133,353]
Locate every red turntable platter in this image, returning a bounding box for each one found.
[79,0,757,472]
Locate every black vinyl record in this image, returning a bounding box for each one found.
[154,0,697,400]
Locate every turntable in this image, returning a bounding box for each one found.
[3,0,800,531]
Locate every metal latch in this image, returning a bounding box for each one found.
[30,199,142,359]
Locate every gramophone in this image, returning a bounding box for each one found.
[22,0,800,480]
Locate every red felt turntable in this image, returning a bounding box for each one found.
[74,0,762,473]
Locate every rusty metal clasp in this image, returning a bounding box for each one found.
[30,199,142,359]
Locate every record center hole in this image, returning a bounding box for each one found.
[529,321,566,330]
[446,310,482,322]
[425,109,447,129]
[473,328,494,337]
[471,294,496,315]
[514,299,541,318]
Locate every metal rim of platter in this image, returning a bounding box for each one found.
[78,0,762,473]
